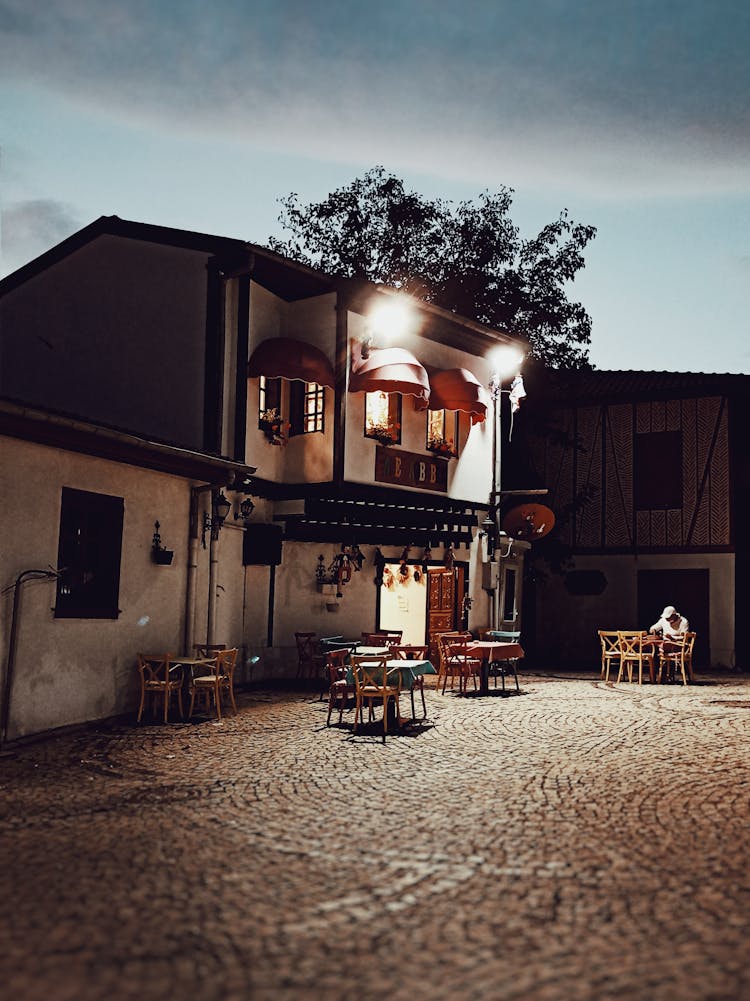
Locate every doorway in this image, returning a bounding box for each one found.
[426,565,465,662]
[637,569,709,666]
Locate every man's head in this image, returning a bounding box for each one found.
[661,605,679,623]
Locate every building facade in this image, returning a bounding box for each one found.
[517,368,750,671]
[0,216,529,739]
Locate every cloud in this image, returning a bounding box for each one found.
[1,1,749,197]
[0,199,81,276]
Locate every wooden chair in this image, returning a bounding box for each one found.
[445,638,481,695]
[136,653,183,723]
[435,631,472,694]
[351,654,403,741]
[361,632,400,648]
[658,632,696,685]
[295,632,322,680]
[325,648,353,726]
[188,648,239,720]
[484,630,521,693]
[390,645,429,719]
[598,630,621,683]
[616,631,656,685]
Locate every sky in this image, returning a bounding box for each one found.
[0,0,748,374]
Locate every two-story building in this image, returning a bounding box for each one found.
[0,215,529,740]
[516,367,750,671]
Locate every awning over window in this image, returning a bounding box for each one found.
[349,347,430,404]
[427,368,490,425]
[248,338,335,388]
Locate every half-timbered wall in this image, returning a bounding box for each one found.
[535,396,730,552]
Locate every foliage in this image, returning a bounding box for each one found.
[426,435,455,457]
[366,421,400,445]
[268,166,596,368]
[259,408,290,445]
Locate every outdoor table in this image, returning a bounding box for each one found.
[169,655,214,707]
[465,641,525,696]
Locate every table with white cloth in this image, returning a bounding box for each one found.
[465,641,525,696]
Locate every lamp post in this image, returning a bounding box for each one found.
[488,345,524,628]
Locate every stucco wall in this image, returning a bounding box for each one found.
[0,436,250,739]
[533,552,735,670]
[0,235,209,450]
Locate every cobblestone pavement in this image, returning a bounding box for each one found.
[2,671,750,1001]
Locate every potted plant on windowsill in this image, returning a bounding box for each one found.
[367,421,400,446]
[259,408,291,446]
[427,435,455,458]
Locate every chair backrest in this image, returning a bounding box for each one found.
[215,648,238,678]
[617,631,650,657]
[137,653,172,684]
[484,630,521,642]
[361,632,398,647]
[193,643,226,657]
[391,645,429,661]
[435,631,469,669]
[326,648,349,685]
[295,632,318,660]
[351,654,397,691]
[598,630,621,656]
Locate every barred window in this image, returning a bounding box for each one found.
[290,381,325,436]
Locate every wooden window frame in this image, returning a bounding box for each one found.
[289,381,325,437]
[55,487,124,619]
[364,392,402,445]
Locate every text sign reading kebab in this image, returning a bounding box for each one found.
[375,445,448,493]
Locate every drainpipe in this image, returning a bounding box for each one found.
[207,511,221,645]
[1,569,61,748]
[185,484,214,653]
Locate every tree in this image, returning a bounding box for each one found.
[268,166,596,368]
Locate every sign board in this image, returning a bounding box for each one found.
[375,445,448,493]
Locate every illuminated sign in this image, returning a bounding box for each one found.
[375,445,448,492]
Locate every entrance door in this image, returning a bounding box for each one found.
[426,566,465,662]
[637,569,709,666]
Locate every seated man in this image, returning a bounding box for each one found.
[650,605,689,640]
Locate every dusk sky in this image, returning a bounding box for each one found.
[1,0,748,373]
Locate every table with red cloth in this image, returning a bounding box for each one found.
[465,640,525,696]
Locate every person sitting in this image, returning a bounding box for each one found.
[650,605,689,640]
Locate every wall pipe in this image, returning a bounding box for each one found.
[1,569,61,748]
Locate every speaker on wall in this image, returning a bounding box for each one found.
[242,523,283,566]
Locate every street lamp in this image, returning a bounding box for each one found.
[488,345,525,554]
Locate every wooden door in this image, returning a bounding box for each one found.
[426,566,465,662]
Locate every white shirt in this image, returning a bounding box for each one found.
[649,614,689,640]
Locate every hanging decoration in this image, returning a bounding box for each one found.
[373,547,386,587]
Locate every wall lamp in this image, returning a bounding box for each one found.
[234,497,256,521]
[201,491,232,548]
[361,297,414,359]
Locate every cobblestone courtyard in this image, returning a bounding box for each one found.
[1,671,749,1001]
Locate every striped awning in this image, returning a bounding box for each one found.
[248,338,335,388]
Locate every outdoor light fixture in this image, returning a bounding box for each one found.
[201,491,232,548]
[361,296,414,359]
[234,497,256,521]
[151,521,174,565]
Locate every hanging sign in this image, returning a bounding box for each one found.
[375,445,448,493]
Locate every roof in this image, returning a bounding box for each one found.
[0,215,525,353]
[0,397,256,485]
[526,367,750,406]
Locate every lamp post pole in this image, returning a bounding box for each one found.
[487,345,524,631]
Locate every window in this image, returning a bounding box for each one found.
[289,381,324,436]
[426,409,458,457]
[502,568,517,622]
[365,391,401,445]
[634,431,682,510]
[258,376,282,424]
[55,488,124,619]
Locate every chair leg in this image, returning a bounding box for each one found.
[137,687,145,723]
[419,685,426,719]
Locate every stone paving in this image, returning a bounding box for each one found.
[2,670,750,1001]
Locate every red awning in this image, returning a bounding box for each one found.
[427,368,490,425]
[247,338,335,388]
[349,347,430,404]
